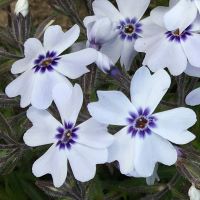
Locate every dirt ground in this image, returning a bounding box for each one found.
[0,0,87,28]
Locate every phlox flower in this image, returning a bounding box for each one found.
[23,83,113,187]
[5,25,97,109]
[164,0,200,32]
[135,5,200,76]
[185,64,200,106]
[87,0,150,70]
[88,66,196,177]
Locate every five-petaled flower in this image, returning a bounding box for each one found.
[5,25,97,109]
[23,83,113,187]
[135,5,200,76]
[88,66,196,177]
[86,0,150,70]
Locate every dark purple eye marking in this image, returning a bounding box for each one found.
[33,51,61,73]
[127,108,157,138]
[117,18,142,41]
[55,122,79,150]
[165,25,193,43]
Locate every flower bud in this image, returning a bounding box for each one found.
[188,184,200,200]
[15,0,29,17]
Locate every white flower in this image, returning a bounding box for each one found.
[84,17,116,73]
[5,25,97,109]
[185,63,200,106]
[164,0,200,32]
[135,6,200,76]
[15,0,29,17]
[88,0,150,70]
[88,66,196,176]
[188,184,200,200]
[23,83,113,188]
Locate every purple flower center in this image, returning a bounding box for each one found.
[165,25,193,43]
[127,108,157,138]
[33,51,61,73]
[55,122,79,150]
[117,18,142,41]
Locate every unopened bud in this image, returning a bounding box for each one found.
[15,0,29,17]
[189,184,200,200]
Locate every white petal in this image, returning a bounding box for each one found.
[88,17,117,44]
[164,0,197,31]
[11,38,44,74]
[43,25,80,55]
[23,107,61,146]
[32,144,68,188]
[139,17,166,37]
[92,0,122,21]
[120,40,137,71]
[77,118,113,148]
[5,69,36,108]
[134,133,177,177]
[55,48,97,79]
[52,83,82,124]
[184,63,200,78]
[95,52,114,73]
[116,0,150,19]
[182,33,200,68]
[143,35,187,76]
[108,126,135,174]
[153,108,196,144]
[31,71,70,110]
[146,163,160,185]
[83,16,98,27]
[186,87,200,106]
[150,6,169,27]
[88,91,136,126]
[130,66,171,113]
[73,143,108,165]
[101,37,122,64]
[68,146,96,182]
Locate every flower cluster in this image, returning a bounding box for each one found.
[4,0,200,196]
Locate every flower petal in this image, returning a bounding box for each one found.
[52,83,82,124]
[150,6,169,27]
[68,146,96,182]
[116,0,150,19]
[43,25,80,55]
[181,33,200,68]
[5,69,36,108]
[11,38,45,74]
[186,87,200,106]
[134,133,177,177]
[88,91,136,126]
[101,37,122,64]
[77,118,113,148]
[32,144,68,188]
[185,63,200,78]
[153,108,196,144]
[120,40,137,71]
[164,0,197,31]
[130,66,171,113]
[142,35,187,76]
[92,0,122,21]
[108,126,135,174]
[73,143,108,165]
[31,71,70,110]
[23,107,61,146]
[55,48,97,79]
